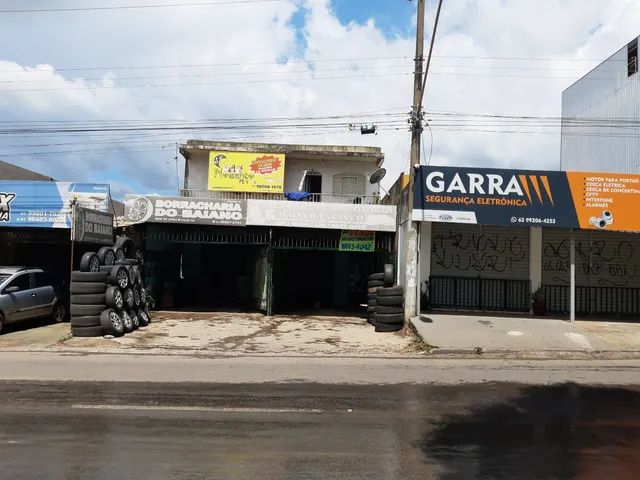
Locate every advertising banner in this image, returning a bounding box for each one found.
[72,205,114,243]
[0,181,110,229]
[207,151,285,193]
[246,200,397,232]
[124,195,246,226]
[412,166,640,232]
[338,230,375,252]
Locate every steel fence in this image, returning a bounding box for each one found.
[543,285,640,315]
[429,276,530,312]
[180,189,381,205]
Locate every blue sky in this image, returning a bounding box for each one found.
[330,0,416,38]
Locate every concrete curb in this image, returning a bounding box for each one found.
[428,348,640,360]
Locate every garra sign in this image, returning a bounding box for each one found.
[413,166,576,228]
[124,195,246,226]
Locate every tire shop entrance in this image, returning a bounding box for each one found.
[271,228,394,314]
[141,224,270,311]
[428,222,531,312]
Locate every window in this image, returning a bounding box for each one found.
[34,272,52,288]
[3,273,30,293]
[333,174,366,196]
[628,38,638,77]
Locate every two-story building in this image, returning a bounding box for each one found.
[123,141,397,315]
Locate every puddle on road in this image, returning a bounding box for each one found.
[421,384,640,479]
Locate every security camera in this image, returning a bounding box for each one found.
[413,164,421,170]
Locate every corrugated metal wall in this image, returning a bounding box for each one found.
[431,223,530,280]
[561,38,640,174]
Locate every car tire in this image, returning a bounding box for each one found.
[367,280,384,288]
[137,308,149,327]
[374,322,403,333]
[367,287,380,294]
[70,282,107,294]
[99,265,113,273]
[71,294,107,305]
[383,264,394,287]
[71,326,105,337]
[123,288,135,309]
[113,247,125,262]
[114,236,137,259]
[121,310,134,333]
[133,285,142,307]
[377,286,404,297]
[97,247,116,266]
[70,304,107,316]
[105,286,124,311]
[129,310,140,329]
[108,265,129,289]
[131,311,140,330]
[71,271,108,282]
[100,309,124,337]
[52,303,66,323]
[373,313,403,325]
[131,266,142,286]
[375,305,403,314]
[367,298,377,307]
[377,295,404,306]
[144,306,152,323]
[368,273,384,282]
[70,316,101,328]
[79,252,100,273]
[115,259,138,267]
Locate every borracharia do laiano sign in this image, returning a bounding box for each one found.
[412,166,640,232]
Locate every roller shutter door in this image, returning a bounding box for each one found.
[430,223,530,311]
[542,229,640,314]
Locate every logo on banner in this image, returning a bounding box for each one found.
[0,193,16,222]
[425,171,555,207]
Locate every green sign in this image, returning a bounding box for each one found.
[339,230,375,252]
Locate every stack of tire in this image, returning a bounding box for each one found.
[372,285,404,333]
[367,264,400,331]
[69,237,152,338]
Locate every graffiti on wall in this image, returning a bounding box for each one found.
[543,238,636,287]
[432,230,527,274]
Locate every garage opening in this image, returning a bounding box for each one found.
[271,228,393,315]
[143,224,270,312]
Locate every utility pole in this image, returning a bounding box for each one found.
[404,0,426,323]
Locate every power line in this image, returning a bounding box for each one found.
[0,0,285,14]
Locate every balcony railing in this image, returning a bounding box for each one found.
[180,189,382,205]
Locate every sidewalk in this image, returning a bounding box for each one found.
[411,313,640,359]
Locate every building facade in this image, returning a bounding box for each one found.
[561,35,640,173]
[123,141,397,315]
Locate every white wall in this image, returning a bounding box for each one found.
[184,150,379,195]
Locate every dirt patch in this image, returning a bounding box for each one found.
[55,310,417,357]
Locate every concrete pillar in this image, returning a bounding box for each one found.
[529,227,543,294]
[419,221,432,299]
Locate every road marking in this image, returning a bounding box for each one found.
[72,404,323,414]
[507,331,523,336]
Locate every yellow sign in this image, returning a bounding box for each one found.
[208,151,285,193]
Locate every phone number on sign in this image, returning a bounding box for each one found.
[510,217,556,224]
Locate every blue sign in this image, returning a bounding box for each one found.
[0,181,110,229]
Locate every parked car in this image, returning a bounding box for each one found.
[0,267,66,333]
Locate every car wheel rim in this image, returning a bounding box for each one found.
[115,292,123,309]
[105,251,115,266]
[126,292,134,308]
[117,270,128,288]
[89,257,100,272]
[110,312,122,330]
[54,306,64,322]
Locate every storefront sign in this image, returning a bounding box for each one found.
[207,151,285,193]
[72,205,114,243]
[246,200,396,232]
[338,230,375,252]
[413,166,640,232]
[0,181,110,229]
[124,195,247,226]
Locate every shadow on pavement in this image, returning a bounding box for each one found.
[422,384,640,480]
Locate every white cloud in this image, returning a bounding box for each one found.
[0,0,638,197]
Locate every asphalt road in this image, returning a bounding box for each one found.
[1,381,640,479]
